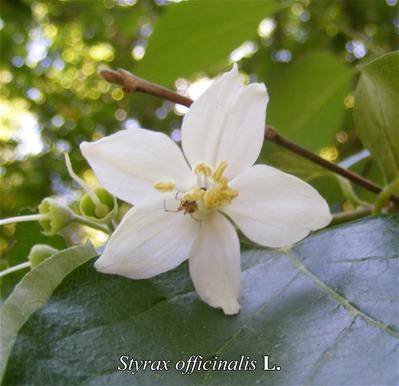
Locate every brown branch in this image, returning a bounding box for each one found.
[100,69,193,107]
[99,68,399,205]
[264,127,397,201]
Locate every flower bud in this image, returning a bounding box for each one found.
[38,198,74,235]
[28,244,59,267]
[79,187,117,223]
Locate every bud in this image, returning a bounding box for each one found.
[79,187,117,223]
[28,244,59,267]
[64,153,117,224]
[38,198,74,235]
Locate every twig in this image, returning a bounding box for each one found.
[100,69,193,107]
[99,68,399,205]
[264,127,399,203]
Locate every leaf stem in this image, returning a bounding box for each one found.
[331,207,371,226]
[0,214,48,226]
[0,262,30,278]
[73,215,110,234]
[100,68,399,205]
[372,177,399,214]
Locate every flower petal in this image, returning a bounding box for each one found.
[181,64,268,179]
[80,128,193,206]
[189,213,241,315]
[95,202,200,279]
[224,165,332,248]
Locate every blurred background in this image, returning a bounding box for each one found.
[0,0,398,288]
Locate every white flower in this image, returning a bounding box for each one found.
[80,65,331,315]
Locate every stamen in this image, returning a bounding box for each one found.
[154,180,176,192]
[184,187,205,201]
[194,162,212,177]
[154,160,238,219]
[212,161,228,182]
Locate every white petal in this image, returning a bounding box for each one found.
[95,202,200,279]
[224,165,332,248]
[80,128,193,206]
[181,64,268,179]
[189,213,241,315]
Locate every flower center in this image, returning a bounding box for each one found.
[153,161,238,220]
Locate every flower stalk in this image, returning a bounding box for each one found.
[73,215,110,234]
[0,261,30,278]
[99,68,399,205]
[0,211,109,234]
[331,207,372,226]
[0,214,48,227]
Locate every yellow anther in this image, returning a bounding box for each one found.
[154,180,176,192]
[183,187,205,201]
[212,161,228,182]
[194,162,212,177]
[203,191,219,209]
[221,189,239,199]
[217,176,228,186]
[230,190,239,199]
[156,160,238,216]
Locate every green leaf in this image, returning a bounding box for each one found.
[0,242,97,381]
[354,51,399,183]
[135,0,279,85]
[266,50,353,151]
[3,216,399,385]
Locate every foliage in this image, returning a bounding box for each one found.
[354,51,399,183]
[0,242,97,380]
[3,216,398,385]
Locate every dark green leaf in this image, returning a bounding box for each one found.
[0,243,97,381]
[135,0,279,85]
[354,51,399,183]
[4,216,399,385]
[267,51,353,151]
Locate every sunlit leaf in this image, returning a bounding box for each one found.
[136,0,280,85]
[266,51,353,151]
[354,51,399,183]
